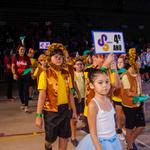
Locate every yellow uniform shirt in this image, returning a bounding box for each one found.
[38,70,70,105]
[110,72,122,102]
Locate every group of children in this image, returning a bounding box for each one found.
[33,43,146,150]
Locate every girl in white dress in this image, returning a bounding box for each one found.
[77,69,122,150]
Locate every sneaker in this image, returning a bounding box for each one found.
[80,127,89,134]
[20,105,25,110]
[24,107,32,113]
[28,97,32,100]
[133,143,138,150]
[71,139,79,147]
[116,128,122,134]
[118,133,125,141]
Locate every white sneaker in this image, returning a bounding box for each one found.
[24,107,32,113]
[20,105,25,110]
[118,133,125,141]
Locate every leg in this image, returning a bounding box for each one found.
[17,78,24,105]
[23,76,29,107]
[45,141,52,150]
[70,118,77,140]
[115,104,124,130]
[126,128,134,149]
[29,86,33,99]
[58,137,68,150]
[132,126,144,142]
[70,118,78,146]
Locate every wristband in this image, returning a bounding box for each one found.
[111,69,116,73]
[100,66,107,72]
[36,113,44,118]
[71,88,75,95]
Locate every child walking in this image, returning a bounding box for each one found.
[35,43,77,150]
[112,55,126,140]
[77,69,123,150]
[121,48,145,150]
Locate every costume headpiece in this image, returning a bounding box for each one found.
[45,43,67,57]
[128,48,139,72]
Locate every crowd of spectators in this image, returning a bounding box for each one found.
[0,21,149,81]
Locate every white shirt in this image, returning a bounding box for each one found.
[93,98,116,138]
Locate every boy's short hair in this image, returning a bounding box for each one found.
[50,49,64,57]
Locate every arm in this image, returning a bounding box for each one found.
[35,71,47,128]
[35,89,46,129]
[11,63,17,80]
[110,61,121,89]
[88,101,102,150]
[102,53,114,69]
[69,91,77,119]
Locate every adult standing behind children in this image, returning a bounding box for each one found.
[35,43,77,150]
[4,49,15,100]
[11,44,31,112]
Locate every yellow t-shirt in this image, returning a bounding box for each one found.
[110,72,122,102]
[33,67,39,78]
[74,72,85,98]
[38,70,69,105]
[57,71,68,105]
[38,71,47,90]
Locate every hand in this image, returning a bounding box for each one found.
[103,53,114,68]
[35,117,43,129]
[30,68,34,74]
[13,74,18,80]
[72,111,78,121]
[111,61,117,70]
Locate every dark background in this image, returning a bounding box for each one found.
[0,0,150,40]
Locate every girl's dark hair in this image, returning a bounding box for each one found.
[88,68,107,83]
[16,44,27,60]
[50,49,64,57]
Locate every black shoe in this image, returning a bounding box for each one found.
[28,97,32,100]
[8,96,15,100]
[45,145,52,150]
[133,143,138,150]
[116,128,122,134]
[71,139,79,147]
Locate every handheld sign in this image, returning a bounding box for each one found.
[39,42,50,50]
[92,31,125,54]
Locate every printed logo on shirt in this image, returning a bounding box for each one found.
[16,61,27,66]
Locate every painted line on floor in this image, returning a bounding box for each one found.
[0,132,44,142]
[0,131,44,137]
[136,139,150,149]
